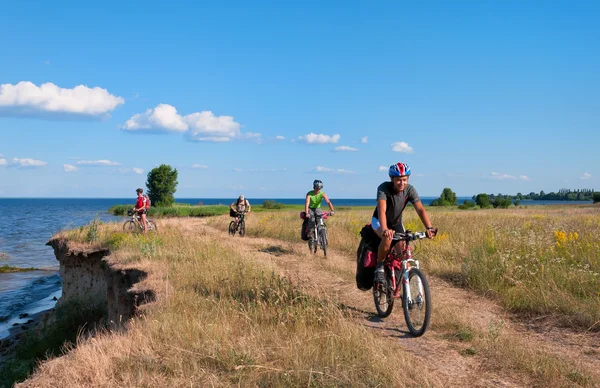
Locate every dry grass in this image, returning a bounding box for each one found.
[207,206,600,330]
[22,219,438,387]
[432,289,596,387]
[21,207,600,387]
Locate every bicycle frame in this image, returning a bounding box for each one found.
[309,212,329,244]
[230,211,247,236]
[311,213,326,240]
[387,240,423,305]
[132,213,153,231]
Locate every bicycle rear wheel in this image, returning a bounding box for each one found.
[239,220,246,237]
[373,271,394,318]
[123,220,136,233]
[228,221,236,236]
[402,268,431,337]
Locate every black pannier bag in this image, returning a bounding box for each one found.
[356,224,381,291]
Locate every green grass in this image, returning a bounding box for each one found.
[0,265,38,273]
[109,204,230,217]
[109,203,371,218]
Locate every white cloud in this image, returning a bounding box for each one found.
[76,159,120,167]
[122,104,187,132]
[191,164,208,169]
[378,166,387,172]
[580,172,592,180]
[334,145,358,152]
[314,166,354,174]
[122,104,254,142]
[519,175,531,181]
[361,136,368,144]
[490,172,516,180]
[63,164,78,173]
[391,142,414,153]
[315,166,333,173]
[132,168,144,175]
[233,167,287,173]
[11,158,47,168]
[0,81,124,118]
[186,111,243,142]
[0,158,7,166]
[298,133,340,144]
[275,135,285,140]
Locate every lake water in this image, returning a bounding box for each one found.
[0,196,592,338]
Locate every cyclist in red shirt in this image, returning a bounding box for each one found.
[133,188,148,233]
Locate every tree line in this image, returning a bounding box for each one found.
[431,187,600,209]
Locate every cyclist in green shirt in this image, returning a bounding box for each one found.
[302,180,335,240]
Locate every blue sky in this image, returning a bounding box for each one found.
[1,0,598,198]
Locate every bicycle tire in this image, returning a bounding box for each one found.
[147,220,158,233]
[239,220,245,237]
[228,221,236,236]
[319,228,328,257]
[373,270,394,318]
[123,220,137,233]
[402,268,431,337]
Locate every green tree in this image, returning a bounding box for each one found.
[146,164,179,207]
[492,196,512,209]
[431,187,457,206]
[475,193,492,209]
[593,193,600,203]
[457,200,477,210]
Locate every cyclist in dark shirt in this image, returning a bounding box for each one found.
[372,163,436,284]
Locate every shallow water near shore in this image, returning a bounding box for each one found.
[0,198,123,340]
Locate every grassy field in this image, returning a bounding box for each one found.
[206,205,600,330]
[15,205,600,386]
[21,220,437,387]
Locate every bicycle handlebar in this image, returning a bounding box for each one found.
[392,229,438,241]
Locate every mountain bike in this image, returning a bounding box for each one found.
[373,230,436,337]
[306,211,332,256]
[123,209,157,233]
[228,211,247,237]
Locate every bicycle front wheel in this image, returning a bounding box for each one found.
[147,220,158,233]
[123,220,136,233]
[402,268,431,337]
[228,221,236,236]
[373,272,394,318]
[319,228,328,257]
[239,220,246,237]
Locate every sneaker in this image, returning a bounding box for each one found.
[375,264,385,284]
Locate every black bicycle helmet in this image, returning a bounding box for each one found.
[313,180,323,189]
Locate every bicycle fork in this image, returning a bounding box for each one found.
[392,247,424,304]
